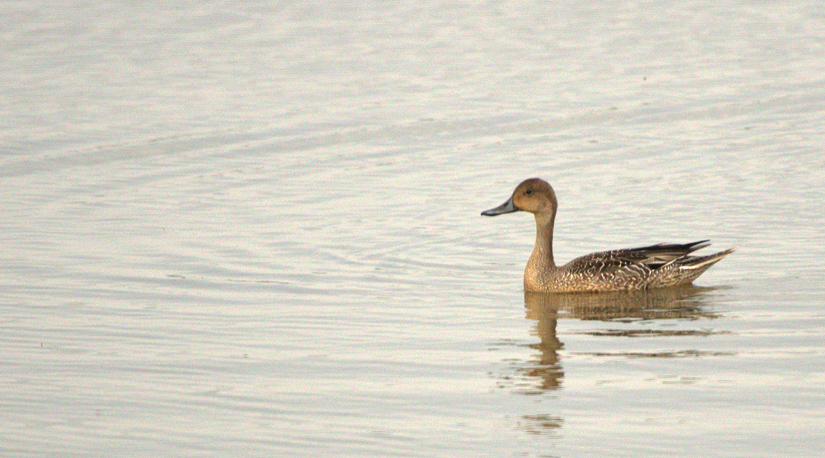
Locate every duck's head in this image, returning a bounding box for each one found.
[481,178,558,217]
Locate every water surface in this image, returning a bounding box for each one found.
[2,1,824,457]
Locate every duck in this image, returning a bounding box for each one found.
[481,178,734,293]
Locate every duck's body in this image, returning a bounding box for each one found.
[482,178,734,293]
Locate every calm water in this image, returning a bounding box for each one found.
[2,1,824,457]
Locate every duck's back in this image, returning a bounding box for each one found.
[536,241,733,292]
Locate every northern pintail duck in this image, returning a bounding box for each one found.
[481,178,734,293]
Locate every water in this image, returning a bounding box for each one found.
[2,1,824,457]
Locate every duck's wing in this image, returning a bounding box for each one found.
[564,240,712,275]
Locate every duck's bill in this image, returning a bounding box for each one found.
[481,198,518,216]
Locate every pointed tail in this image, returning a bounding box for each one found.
[681,247,736,270]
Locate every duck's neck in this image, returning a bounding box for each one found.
[525,213,556,289]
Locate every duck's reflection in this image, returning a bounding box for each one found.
[505,285,728,435]
[501,285,728,394]
[532,285,724,324]
[520,295,564,392]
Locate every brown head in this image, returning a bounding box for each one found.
[481,178,558,218]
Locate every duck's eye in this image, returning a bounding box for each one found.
[525,189,533,195]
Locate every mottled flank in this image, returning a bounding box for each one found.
[481,178,735,293]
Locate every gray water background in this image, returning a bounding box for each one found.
[2,1,824,457]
